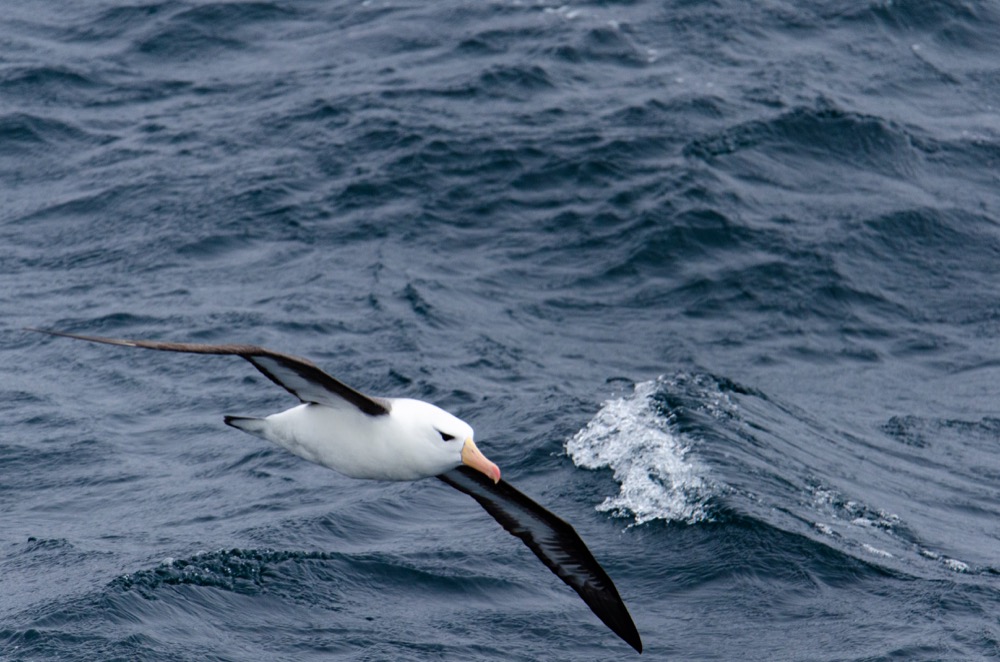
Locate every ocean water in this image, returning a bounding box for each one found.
[2,0,999,659]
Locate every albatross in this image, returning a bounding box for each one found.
[28,328,643,653]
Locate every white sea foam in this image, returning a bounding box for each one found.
[943,558,969,573]
[811,485,900,533]
[862,543,893,559]
[920,549,971,573]
[565,379,713,525]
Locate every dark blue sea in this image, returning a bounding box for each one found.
[3,1,1000,659]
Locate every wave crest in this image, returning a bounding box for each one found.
[565,378,715,525]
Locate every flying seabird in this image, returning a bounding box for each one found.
[28,328,643,653]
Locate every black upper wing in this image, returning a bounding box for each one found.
[438,466,642,653]
[28,329,390,416]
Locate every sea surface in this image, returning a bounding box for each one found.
[2,1,999,660]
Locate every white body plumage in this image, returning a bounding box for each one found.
[229,398,477,481]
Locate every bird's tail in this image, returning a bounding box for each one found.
[224,415,270,440]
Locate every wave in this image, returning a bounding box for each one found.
[565,376,717,525]
[566,372,998,582]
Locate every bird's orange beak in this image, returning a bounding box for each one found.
[461,438,501,483]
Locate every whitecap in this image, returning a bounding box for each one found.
[943,558,969,573]
[862,543,893,559]
[565,379,714,525]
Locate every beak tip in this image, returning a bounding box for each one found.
[462,438,502,484]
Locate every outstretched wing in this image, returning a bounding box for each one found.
[27,328,390,416]
[437,466,642,653]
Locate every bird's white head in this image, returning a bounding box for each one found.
[392,398,501,483]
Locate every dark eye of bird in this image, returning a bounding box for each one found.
[438,430,455,442]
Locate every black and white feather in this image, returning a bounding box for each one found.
[28,327,642,652]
